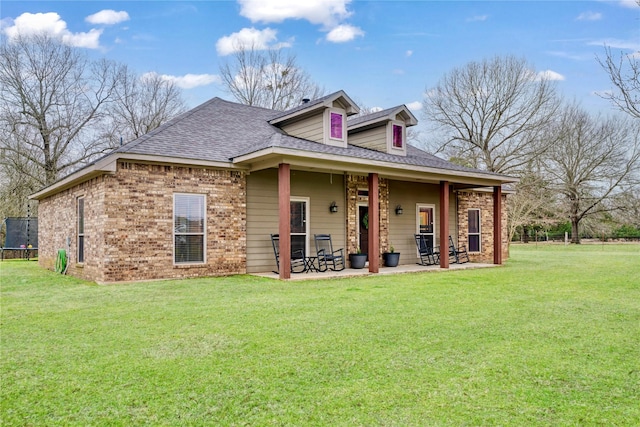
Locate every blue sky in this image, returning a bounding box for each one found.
[1,0,638,118]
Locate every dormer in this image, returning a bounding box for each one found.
[347,106,418,157]
[269,90,359,148]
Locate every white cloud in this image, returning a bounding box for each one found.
[238,0,363,43]
[2,12,102,48]
[406,101,422,111]
[326,24,364,43]
[63,29,103,49]
[617,0,639,8]
[238,0,352,27]
[85,10,130,25]
[537,70,565,81]
[466,15,488,22]
[370,107,384,113]
[406,50,413,57]
[588,38,640,51]
[576,11,602,21]
[546,50,592,61]
[143,72,221,89]
[216,27,289,55]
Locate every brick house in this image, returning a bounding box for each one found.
[30,90,516,283]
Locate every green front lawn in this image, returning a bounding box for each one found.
[1,244,639,425]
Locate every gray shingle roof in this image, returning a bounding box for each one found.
[106,96,506,179]
[112,97,280,163]
[347,106,400,127]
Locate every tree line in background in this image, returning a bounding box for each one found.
[1,33,638,244]
[421,53,639,244]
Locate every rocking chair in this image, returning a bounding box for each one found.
[414,234,440,266]
[448,236,470,264]
[314,234,345,272]
[270,234,307,273]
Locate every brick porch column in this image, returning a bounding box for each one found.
[368,173,379,273]
[440,181,450,269]
[278,163,291,279]
[493,185,502,265]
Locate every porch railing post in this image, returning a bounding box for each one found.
[368,173,379,273]
[278,163,291,279]
[439,181,450,269]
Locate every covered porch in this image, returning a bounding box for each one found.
[275,164,505,279]
[238,148,512,279]
[254,260,499,281]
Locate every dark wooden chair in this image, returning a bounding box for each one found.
[448,236,470,264]
[414,234,439,266]
[271,234,306,274]
[314,234,345,271]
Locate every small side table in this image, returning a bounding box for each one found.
[305,257,319,273]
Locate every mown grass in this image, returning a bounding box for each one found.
[1,244,639,426]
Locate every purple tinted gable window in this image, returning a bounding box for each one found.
[392,124,403,148]
[330,112,343,139]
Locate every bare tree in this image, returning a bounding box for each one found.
[423,55,560,174]
[103,66,187,146]
[0,34,121,187]
[219,44,324,111]
[506,167,556,242]
[543,103,640,243]
[597,46,640,120]
[0,152,40,221]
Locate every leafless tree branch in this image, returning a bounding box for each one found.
[219,43,324,111]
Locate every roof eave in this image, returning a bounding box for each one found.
[29,155,118,200]
[29,153,238,200]
[232,146,518,186]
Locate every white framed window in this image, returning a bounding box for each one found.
[324,108,346,147]
[387,121,407,155]
[416,204,436,252]
[174,193,206,264]
[290,197,310,257]
[77,196,85,263]
[468,209,481,252]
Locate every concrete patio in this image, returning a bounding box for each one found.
[254,262,499,281]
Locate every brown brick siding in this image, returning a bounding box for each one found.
[456,191,509,263]
[38,162,246,283]
[345,174,389,263]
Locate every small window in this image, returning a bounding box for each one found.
[468,209,481,252]
[387,121,407,155]
[77,197,85,263]
[330,112,343,140]
[174,194,206,264]
[392,124,403,148]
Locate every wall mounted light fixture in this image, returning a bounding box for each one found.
[329,201,338,213]
[395,205,403,215]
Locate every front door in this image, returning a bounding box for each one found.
[417,204,435,249]
[290,198,309,257]
[358,205,369,258]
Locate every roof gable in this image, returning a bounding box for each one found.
[347,105,418,132]
[268,90,360,126]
